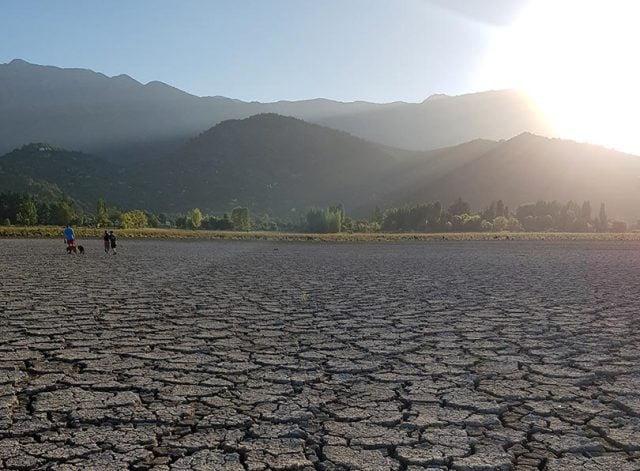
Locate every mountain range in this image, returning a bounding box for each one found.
[2,113,640,220]
[0,59,552,159]
[2,59,639,222]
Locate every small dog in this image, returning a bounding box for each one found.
[78,245,84,254]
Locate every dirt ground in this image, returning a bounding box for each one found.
[1,239,640,470]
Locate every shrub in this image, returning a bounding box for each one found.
[119,210,148,229]
[492,216,508,232]
[231,207,251,231]
[16,199,38,226]
[201,215,233,231]
[610,220,627,233]
[186,208,203,229]
[463,215,482,231]
[305,206,344,233]
[145,212,161,228]
[507,217,524,232]
[49,201,74,225]
[96,198,110,227]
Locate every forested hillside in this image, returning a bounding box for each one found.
[3,116,640,222]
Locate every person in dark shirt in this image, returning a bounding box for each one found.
[109,231,117,255]
[103,230,110,253]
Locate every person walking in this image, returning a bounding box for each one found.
[63,225,76,253]
[103,230,110,253]
[109,231,117,255]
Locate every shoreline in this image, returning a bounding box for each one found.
[0,226,638,242]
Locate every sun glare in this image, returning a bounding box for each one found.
[478,0,640,154]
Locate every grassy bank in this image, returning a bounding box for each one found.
[0,225,639,242]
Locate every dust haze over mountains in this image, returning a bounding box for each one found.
[1,59,640,220]
[0,59,552,158]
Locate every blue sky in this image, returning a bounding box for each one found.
[0,0,528,102]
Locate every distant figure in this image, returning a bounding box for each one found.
[63,225,76,254]
[109,231,117,255]
[103,230,110,253]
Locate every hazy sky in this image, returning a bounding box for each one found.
[0,0,528,102]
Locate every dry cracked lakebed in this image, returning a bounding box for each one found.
[1,238,640,470]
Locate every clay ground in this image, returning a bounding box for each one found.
[1,239,640,470]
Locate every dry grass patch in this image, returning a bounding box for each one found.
[1,226,639,242]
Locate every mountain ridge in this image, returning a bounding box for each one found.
[0,59,553,159]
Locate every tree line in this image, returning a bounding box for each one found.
[0,191,632,234]
[0,192,257,232]
[379,198,627,233]
[0,192,76,227]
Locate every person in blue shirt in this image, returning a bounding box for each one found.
[63,225,76,253]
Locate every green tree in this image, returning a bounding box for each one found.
[145,212,161,228]
[16,198,38,226]
[106,208,121,228]
[372,206,383,224]
[480,220,493,232]
[252,214,278,231]
[96,198,110,227]
[186,208,203,229]
[580,201,592,220]
[50,200,74,225]
[448,197,470,217]
[463,215,482,231]
[481,202,496,221]
[222,213,233,229]
[119,210,148,229]
[598,203,608,232]
[202,214,234,230]
[506,217,524,232]
[175,216,187,229]
[492,216,509,232]
[380,202,443,232]
[329,205,344,232]
[36,202,51,225]
[231,207,251,231]
[305,206,343,233]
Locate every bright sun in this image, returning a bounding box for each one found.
[478,0,640,154]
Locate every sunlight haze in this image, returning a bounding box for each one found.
[478,0,640,154]
[1,0,638,153]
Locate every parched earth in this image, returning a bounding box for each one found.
[1,239,640,471]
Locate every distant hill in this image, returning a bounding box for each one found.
[0,143,116,207]
[0,59,551,159]
[4,117,640,221]
[318,90,554,151]
[127,114,401,214]
[374,133,640,220]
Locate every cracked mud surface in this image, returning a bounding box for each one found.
[2,238,640,470]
